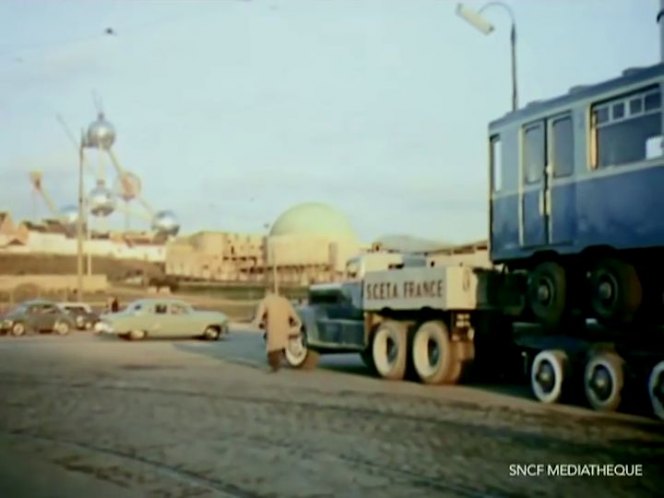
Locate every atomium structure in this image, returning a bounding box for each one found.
[38,104,182,239]
[82,109,180,236]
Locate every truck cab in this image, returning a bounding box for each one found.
[294,282,365,351]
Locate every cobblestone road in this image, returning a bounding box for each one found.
[0,330,662,497]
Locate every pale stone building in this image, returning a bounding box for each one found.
[166,231,265,281]
[165,202,363,285]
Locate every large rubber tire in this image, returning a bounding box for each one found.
[10,322,26,337]
[527,261,568,329]
[530,349,570,404]
[371,320,408,380]
[588,258,642,327]
[411,320,460,385]
[285,333,320,370]
[584,351,624,412]
[648,361,664,421]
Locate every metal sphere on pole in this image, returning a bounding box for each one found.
[456,2,519,111]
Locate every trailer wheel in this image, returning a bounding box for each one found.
[589,258,642,326]
[530,350,569,404]
[372,320,408,380]
[648,361,664,421]
[584,351,624,412]
[527,261,567,328]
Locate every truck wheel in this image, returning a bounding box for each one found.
[589,258,642,326]
[530,349,569,404]
[648,361,664,421]
[285,333,319,370]
[10,322,26,337]
[372,320,408,380]
[527,261,567,329]
[411,320,459,385]
[584,351,624,412]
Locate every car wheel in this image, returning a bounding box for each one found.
[203,326,220,341]
[75,316,85,329]
[10,322,26,337]
[128,329,146,341]
[55,321,71,336]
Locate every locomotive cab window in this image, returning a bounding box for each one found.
[591,85,662,168]
[490,135,502,192]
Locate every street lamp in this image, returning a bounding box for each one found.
[262,222,279,294]
[76,131,86,299]
[456,2,519,111]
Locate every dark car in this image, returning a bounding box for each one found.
[58,302,99,330]
[0,299,76,336]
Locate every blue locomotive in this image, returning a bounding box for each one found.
[489,63,664,328]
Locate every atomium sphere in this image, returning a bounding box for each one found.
[152,210,180,236]
[114,171,142,202]
[60,205,79,226]
[86,113,116,150]
[88,185,116,217]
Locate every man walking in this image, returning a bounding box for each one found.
[254,291,302,372]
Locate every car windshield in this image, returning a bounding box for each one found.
[63,305,85,313]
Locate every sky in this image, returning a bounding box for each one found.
[0,0,659,244]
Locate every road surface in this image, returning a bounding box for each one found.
[0,328,662,497]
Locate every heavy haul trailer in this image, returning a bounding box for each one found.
[289,62,664,420]
[290,258,664,420]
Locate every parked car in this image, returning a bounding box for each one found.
[95,298,230,341]
[58,302,99,330]
[0,299,76,336]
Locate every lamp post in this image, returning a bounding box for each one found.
[456,2,519,111]
[76,132,85,299]
[657,0,664,62]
